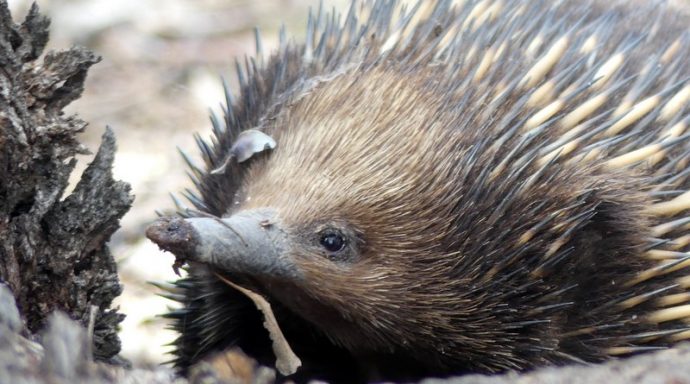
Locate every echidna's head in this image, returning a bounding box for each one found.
[149,68,491,378]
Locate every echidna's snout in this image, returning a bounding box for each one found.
[146,209,299,280]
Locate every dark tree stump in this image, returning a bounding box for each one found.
[0,0,132,363]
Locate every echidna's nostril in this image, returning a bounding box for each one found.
[167,221,180,233]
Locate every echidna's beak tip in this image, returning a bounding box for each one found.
[145,217,197,255]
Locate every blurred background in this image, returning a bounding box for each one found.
[7,0,348,367]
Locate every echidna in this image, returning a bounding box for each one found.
[146,0,690,382]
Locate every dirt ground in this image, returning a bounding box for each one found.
[7,0,346,367]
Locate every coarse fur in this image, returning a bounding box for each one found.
[161,0,690,382]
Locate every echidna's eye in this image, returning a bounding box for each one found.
[319,230,346,253]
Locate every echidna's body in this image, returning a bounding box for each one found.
[150,1,690,382]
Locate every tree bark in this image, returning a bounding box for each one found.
[0,0,132,363]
